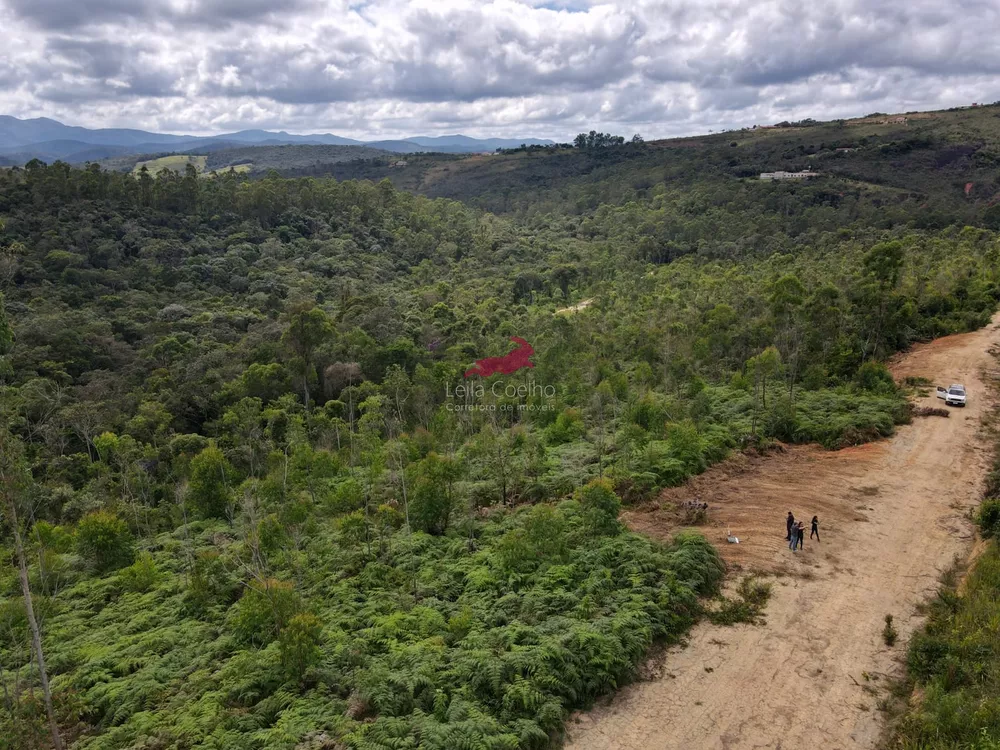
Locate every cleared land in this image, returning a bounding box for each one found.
[202,144,389,174]
[109,144,388,175]
[566,315,1000,750]
[132,154,207,175]
[555,298,594,315]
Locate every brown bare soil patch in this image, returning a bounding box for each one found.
[567,317,1000,750]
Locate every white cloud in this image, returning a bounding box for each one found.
[1,0,998,139]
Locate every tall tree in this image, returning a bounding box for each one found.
[862,241,905,358]
[769,274,806,400]
[282,305,334,413]
[747,346,782,438]
[0,428,63,750]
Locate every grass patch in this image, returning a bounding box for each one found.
[132,154,208,175]
[708,575,772,626]
[894,542,1000,748]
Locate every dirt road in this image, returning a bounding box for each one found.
[566,317,1000,750]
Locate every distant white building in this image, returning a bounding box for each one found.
[759,170,820,181]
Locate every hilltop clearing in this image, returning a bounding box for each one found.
[131,154,208,176]
[100,144,391,175]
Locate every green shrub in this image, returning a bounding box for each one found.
[31,520,74,554]
[230,578,302,646]
[545,408,586,445]
[576,478,622,536]
[793,389,905,449]
[324,477,364,515]
[119,551,161,592]
[801,364,829,390]
[882,614,898,646]
[169,433,210,457]
[648,456,689,487]
[188,444,235,519]
[627,393,671,432]
[666,531,725,596]
[612,471,660,504]
[409,452,459,535]
[985,465,1000,499]
[279,612,323,681]
[186,549,238,613]
[494,527,540,575]
[257,513,289,556]
[76,510,135,572]
[762,399,799,442]
[854,361,897,394]
[665,420,705,474]
[978,499,1000,537]
[337,510,369,548]
[905,632,948,678]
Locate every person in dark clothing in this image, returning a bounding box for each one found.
[795,521,805,550]
[810,516,819,541]
[786,511,795,540]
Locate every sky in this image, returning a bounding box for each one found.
[1,0,998,141]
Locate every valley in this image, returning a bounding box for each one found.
[1,103,1000,750]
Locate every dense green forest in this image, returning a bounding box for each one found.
[1,111,999,750]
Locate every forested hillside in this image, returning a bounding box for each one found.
[319,104,1000,228]
[0,118,998,750]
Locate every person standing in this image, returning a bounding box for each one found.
[789,522,798,551]
[795,521,806,550]
[786,511,795,540]
[810,516,819,541]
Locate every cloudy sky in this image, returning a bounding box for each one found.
[1,0,997,140]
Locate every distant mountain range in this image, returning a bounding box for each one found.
[0,116,555,166]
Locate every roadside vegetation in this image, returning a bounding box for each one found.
[893,546,1000,749]
[890,356,1000,749]
[0,106,998,748]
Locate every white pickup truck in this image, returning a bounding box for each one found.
[936,384,967,407]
